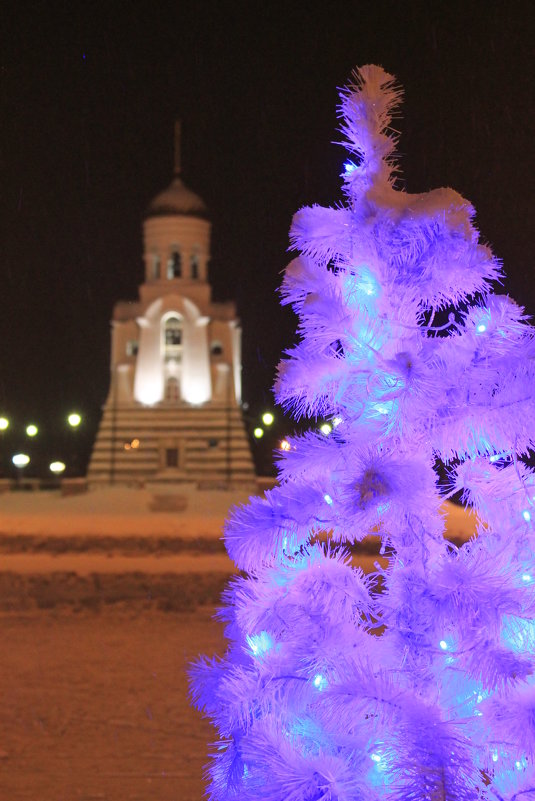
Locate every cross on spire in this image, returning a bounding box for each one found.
[174,120,181,176]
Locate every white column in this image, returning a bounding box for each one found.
[230,322,242,405]
[181,316,211,404]
[133,316,164,405]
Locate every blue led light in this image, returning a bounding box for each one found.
[313,674,327,690]
[522,574,532,583]
[246,631,273,657]
[358,279,376,296]
[439,640,448,650]
[476,323,487,333]
[374,404,390,415]
[370,753,381,763]
[324,494,333,506]
[523,510,531,522]
[344,160,357,174]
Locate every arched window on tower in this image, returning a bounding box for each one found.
[162,314,183,362]
[167,247,182,279]
[151,253,160,279]
[190,249,200,280]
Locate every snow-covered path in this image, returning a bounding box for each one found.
[0,604,225,801]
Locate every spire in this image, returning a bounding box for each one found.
[173,120,181,177]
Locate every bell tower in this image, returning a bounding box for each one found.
[88,127,255,485]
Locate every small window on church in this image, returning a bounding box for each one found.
[191,251,200,280]
[167,248,182,279]
[165,376,179,402]
[211,341,223,356]
[166,448,179,468]
[165,318,182,346]
[163,314,183,362]
[126,340,139,357]
[151,254,160,280]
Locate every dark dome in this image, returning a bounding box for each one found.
[145,176,208,219]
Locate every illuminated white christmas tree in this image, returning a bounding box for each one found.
[191,65,535,800]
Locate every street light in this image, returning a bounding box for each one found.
[26,424,38,437]
[49,461,66,474]
[67,412,82,428]
[262,412,274,426]
[0,417,9,431]
[253,427,264,439]
[12,452,30,487]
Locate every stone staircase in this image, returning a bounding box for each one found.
[88,403,255,484]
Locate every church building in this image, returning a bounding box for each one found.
[88,127,255,485]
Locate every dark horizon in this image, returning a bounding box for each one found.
[1,1,534,476]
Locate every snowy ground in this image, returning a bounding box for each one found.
[0,485,477,799]
[0,604,225,801]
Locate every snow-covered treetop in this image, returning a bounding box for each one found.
[192,66,535,801]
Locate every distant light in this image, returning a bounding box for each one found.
[124,442,131,451]
[67,413,82,428]
[332,417,343,428]
[253,427,264,439]
[324,494,333,506]
[262,412,274,426]
[131,438,140,449]
[476,323,487,333]
[49,461,66,474]
[12,453,30,467]
[370,753,381,763]
[320,423,332,436]
[523,510,531,522]
[280,439,291,451]
[0,417,9,431]
[344,160,357,174]
[439,640,448,650]
[313,674,327,690]
[26,424,38,437]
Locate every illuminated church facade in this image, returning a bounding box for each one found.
[88,130,255,484]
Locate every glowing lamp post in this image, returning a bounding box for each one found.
[12,453,30,486]
[0,417,8,477]
[49,461,66,475]
[26,424,38,437]
[67,412,83,475]
[261,411,274,426]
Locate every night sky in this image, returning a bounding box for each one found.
[1,1,534,475]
